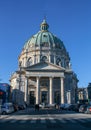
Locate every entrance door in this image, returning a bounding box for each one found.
[29,91,35,105]
[41,91,48,103]
[54,91,60,104]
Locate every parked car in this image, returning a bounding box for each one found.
[1,102,14,114]
[64,104,71,110]
[84,105,91,114]
[18,104,25,110]
[39,103,46,108]
[60,104,66,110]
[65,104,77,111]
[47,103,56,108]
[71,104,80,111]
[79,104,88,113]
[74,103,83,112]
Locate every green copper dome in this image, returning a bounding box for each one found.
[23,19,65,50]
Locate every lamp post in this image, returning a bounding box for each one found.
[18,61,22,105]
[19,61,22,90]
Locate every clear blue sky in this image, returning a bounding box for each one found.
[0,0,91,87]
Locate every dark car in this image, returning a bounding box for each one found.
[74,103,83,112]
[66,104,77,111]
[18,105,25,110]
[60,104,66,110]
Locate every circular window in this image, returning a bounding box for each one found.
[41,56,47,62]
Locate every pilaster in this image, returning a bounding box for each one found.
[60,77,64,104]
[25,77,28,102]
[36,77,40,104]
[49,77,53,104]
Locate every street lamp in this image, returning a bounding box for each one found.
[17,61,22,105]
[19,61,22,91]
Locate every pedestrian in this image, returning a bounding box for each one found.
[35,104,39,111]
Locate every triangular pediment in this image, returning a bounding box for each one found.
[24,62,65,71]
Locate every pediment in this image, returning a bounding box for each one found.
[25,62,65,71]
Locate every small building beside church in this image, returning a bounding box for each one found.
[87,83,91,104]
[10,19,78,105]
[0,83,11,104]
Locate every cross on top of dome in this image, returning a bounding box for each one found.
[40,19,49,31]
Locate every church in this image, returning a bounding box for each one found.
[10,19,78,106]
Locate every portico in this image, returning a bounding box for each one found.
[24,63,65,105]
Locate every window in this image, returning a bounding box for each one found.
[27,57,32,66]
[56,58,61,65]
[41,56,47,62]
[41,42,49,47]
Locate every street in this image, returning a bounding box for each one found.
[0,108,91,130]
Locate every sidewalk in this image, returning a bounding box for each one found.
[0,114,9,119]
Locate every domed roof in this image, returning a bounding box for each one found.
[23,19,65,50]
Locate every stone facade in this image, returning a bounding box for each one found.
[78,88,88,100]
[87,83,91,101]
[10,19,78,105]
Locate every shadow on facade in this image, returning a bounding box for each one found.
[11,89,24,105]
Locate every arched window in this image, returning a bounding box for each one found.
[27,57,32,66]
[56,58,61,66]
[41,56,47,62]
[61,58,65,67]
[19,61,22,67]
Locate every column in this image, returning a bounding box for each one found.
[49,55,51,63]
[38,54,40,63]
[36,77,40,104]
[54,54,56,65]
[49,77,53,104]
[25,77,28,102]
[24,57,27,67]
[60,77,64,104]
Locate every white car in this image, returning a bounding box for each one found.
[39,103,45,108]
[1,102,14,114]
[47,103,56,108]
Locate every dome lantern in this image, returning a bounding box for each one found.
[40,19,49,31]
